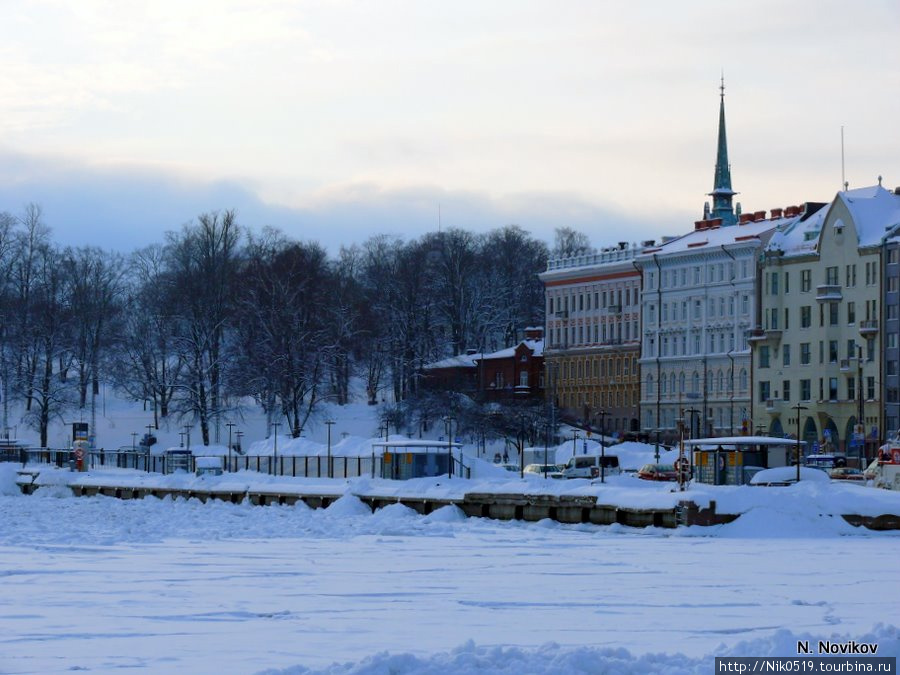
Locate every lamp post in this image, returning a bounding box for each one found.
[792,403,808,483]
[683,407,700,480]
[598,408,607,448]
[597,408,607,483]
[325,419,335,478]
[226,422,236,473]
[518,412,526,478]
[444,415,454,479]
[236,431,243,455]
[543,422,551,478]
[271,422,280,476]
[571,430,580,459]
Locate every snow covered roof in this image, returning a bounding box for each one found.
[767,185,900,257]
[423,353,481,370]
[637,217,782,260]
[836,184,900,246]
[480,338,543,361]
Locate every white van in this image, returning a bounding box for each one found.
[562,454,620,479]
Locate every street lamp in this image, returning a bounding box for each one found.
[792,403,808,483]
[571,429,580,459]
[543,422,551,478]
[226,422,236,473]
[325,419,335,478]
[683,407,700,479]
[271,422,280,476]
[597,408,607,483]
[443,415,454,479]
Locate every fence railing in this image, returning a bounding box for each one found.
[16,448,471,480]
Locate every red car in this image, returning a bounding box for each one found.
[637,463,678,481]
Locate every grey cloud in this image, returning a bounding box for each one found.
[0,149,683,253]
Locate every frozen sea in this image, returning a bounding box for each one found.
[1,465,899,675]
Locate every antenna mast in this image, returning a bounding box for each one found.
[841,126,847,191]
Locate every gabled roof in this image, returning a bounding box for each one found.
[766,185,900,257]
[480,339,544,361]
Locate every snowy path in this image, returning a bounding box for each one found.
[1,491,898,674]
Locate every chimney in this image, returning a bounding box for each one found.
[695,220,709,231]
[770,207,783,219]
[754,210,766,221]
[739,213,754,224]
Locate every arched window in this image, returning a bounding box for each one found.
[692,371,700,394]
[646,375,654,398]
[679,373,686,393]
[739,369,748,392]
[661,375,668,395]
[717,370,724,393]
[519,371,528,387]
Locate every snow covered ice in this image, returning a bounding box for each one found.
[1,462,899,675]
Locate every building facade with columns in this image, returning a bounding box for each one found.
[539,244,643,437]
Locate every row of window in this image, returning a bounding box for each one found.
[758,376,876,403]
[644,332,749,358]
[646,294,751,325]
[765,262,879,295]
[764,300,878,331]
[643,407,750,433]
[645,260,751,291]
[547,285,639,317]
[557,390,639,412]
[553,355,639,382]
[547,320,640,348]
[757,340,875,368]
[644,370,749,399]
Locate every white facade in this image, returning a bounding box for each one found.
[637,218,781,443]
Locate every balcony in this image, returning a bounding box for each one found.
[765,398,778,412]
[816,284,842,302]
[839,358,856,372]
[746,328,768,343]
[765,328,782,343]
[860,319,879,336]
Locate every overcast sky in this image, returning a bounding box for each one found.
[2,0,899,253]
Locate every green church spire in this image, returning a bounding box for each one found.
[707,75,737,226]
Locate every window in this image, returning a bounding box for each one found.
[783,344,791,366]
[800,379,811,401]
[819,341,824,364]
[801,269,811,292]
[846,264,857,287]
[867,376,876,400]
[889,276,900,293]
[694,300,701,320]
[800,343,811,365]
[784,307,790,330]
[848,302,856,324]
[825,266,839,285]
[890,249,899,265]
[829,303,839,326]
[759,345,770,368]
[847,339,857,359]
[519,371,528,387]
[784,272,790,294]
[828,377,838,401]
[759,381,771,403]
[770,272,779,295]
[829,340,838,363]
[848,377,856,401]
[739,369,748,391]
[741,295,749,315]
[782,380,791,402]
[800,306,811,328]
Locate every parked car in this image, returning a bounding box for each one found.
[562,454,620,479]
[749,466,831,486]
[864,459,880,481]
[636,463,678,481]
[523,463,565,479]
[498,463,520,473]
[829,467,865,481]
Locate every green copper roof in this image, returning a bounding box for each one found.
[707,78,737,226]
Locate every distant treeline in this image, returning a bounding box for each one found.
[0,204,592,446]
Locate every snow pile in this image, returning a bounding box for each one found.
[0,462,20,495]
[259,625,900,675]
